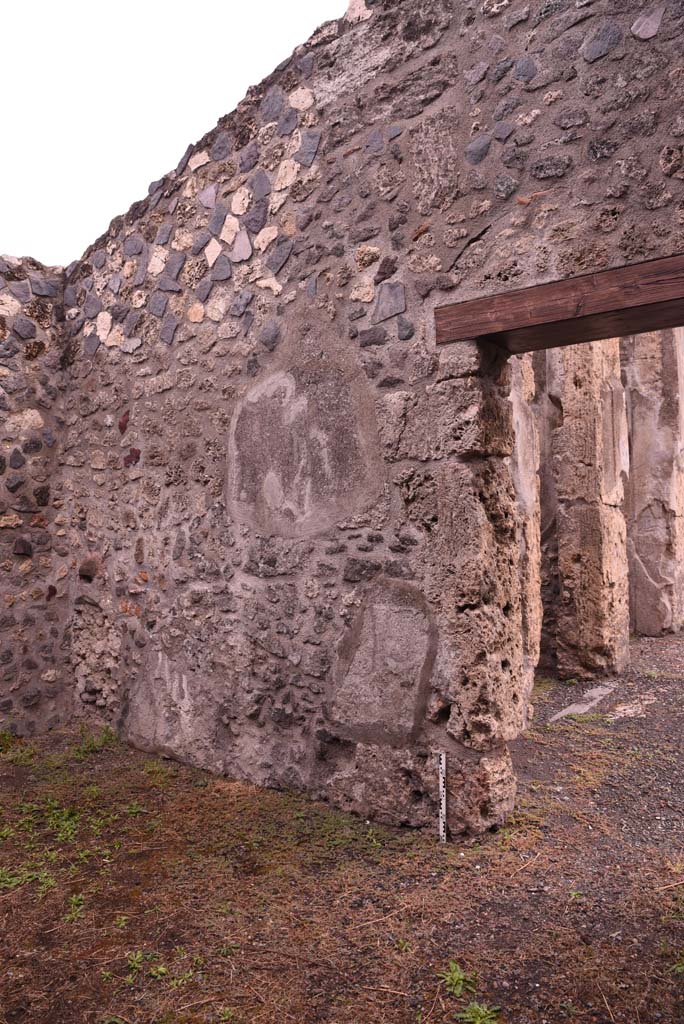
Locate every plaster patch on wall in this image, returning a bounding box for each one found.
[228,361,384,538]
[330,580,435,744]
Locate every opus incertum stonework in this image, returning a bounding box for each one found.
[2,0,684,836]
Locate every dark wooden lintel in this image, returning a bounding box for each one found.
[435,254,684,354]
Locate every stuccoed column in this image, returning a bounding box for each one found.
[545,341,630,679]
[509,353,542,693]
[621,329,684,636]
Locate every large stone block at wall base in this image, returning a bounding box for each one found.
[321,741,516,837]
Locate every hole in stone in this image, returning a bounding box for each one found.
[78,559,99,582]
[435,704,452,725]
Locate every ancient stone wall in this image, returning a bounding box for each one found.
[3,0,684,831]
[0,259,71,734]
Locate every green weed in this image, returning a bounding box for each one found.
[72,726,117,761]
[670,953,684,975]
[4,743,37,766]
[0,729,15,753]
[65,893,85,923]
[455,1003,501,1023]
[438,961,476,998]
[125,801,146,817]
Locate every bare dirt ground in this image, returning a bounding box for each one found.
[2,637,684,1024]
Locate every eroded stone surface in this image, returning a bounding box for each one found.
[535,342,630,679]
[330,580,434,744]
[622,330,684,636]
[228,358,384,538]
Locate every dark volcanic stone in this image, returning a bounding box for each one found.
[9,449,25,470]
[166,252,186,280]
[239,141,259,173]
[231,290,254,317]
[13,537,33,557]
[210,132,232,162]
[296,129,323,168]
[261,86,285,122]
[490,58,514,83]
[343,558,382,583]
[83,334,101,357]
[33,485,50,507]
[149,292,168,318]
[398,316,415,341]
[493,121,515,143]
[123,234,145,257]
[553,107,589,130]
[160,314,179,346]
[198,184,217,209]
[374,256,399,284]
[13,316,36,341]
[266,240,294,276]
[5,475,23,493]
[250,169,272,201]
[208,204,228,236]
[196,278,213,303]
[9,280,31,303]
[259,320,281,351]
[494,173,519,199]
[465,134,492,165]
[494,97,523,122]
[158,275,182,293]
[211,255,233,282]
[243,199,269,235]
[29,275,59,297]
[155,222,173,245]
[298,53,314,77]
[464,61,489,86]
[84,293,103,318]
[277,106,298,137]
[589,138,620,161]
[580,21,622,63]
[514,56,538,83]
[530,155,573,179]
[372,282,406,324]
[359,326,388,347]
[78,557,100,581]
[365,129,385,156]
[124,310,141,337]
[192,229,213,255]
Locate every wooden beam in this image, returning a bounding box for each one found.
[435,254,684,354]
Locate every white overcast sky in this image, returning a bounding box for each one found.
[2,0,345,268]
